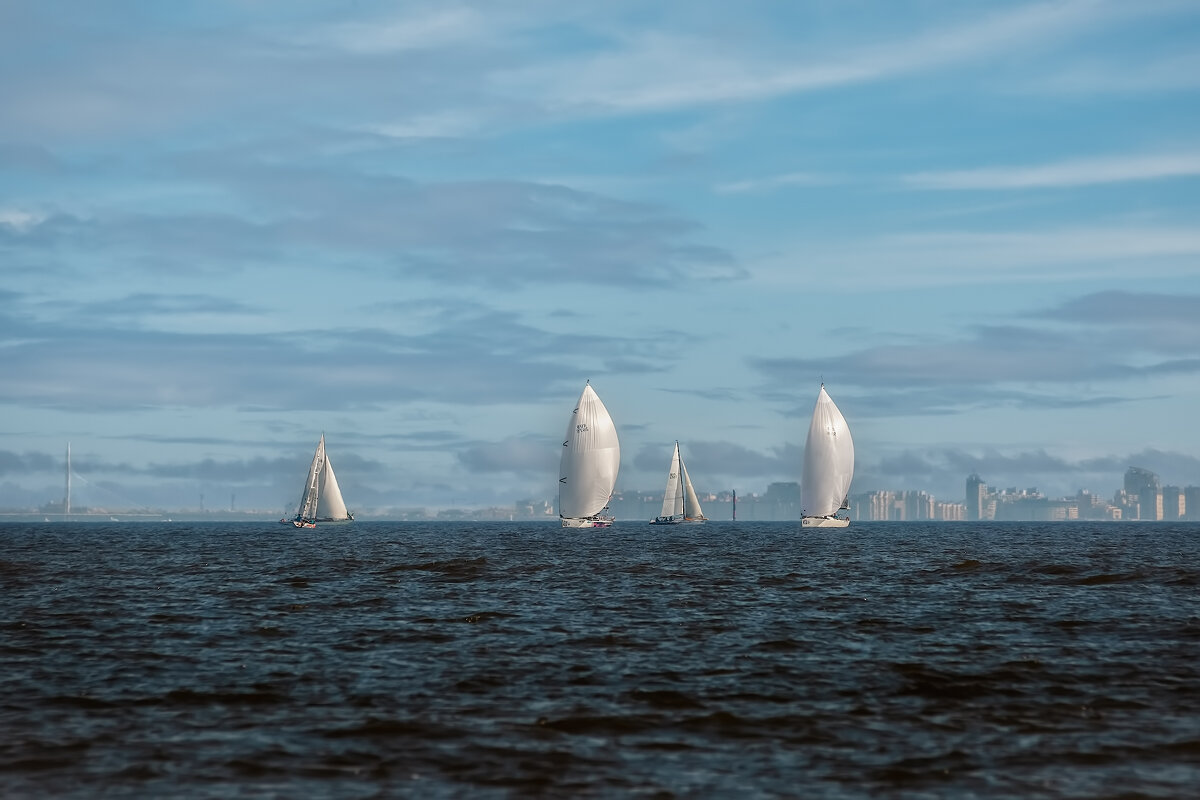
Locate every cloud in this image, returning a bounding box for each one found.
[492,0,1138,114]
[714,172,838,195]
[0,292,681,412]
[749,291,1200,418]
[767,225,1200,290]
[1032,290,1200,328]
[0,449,60,477]
[1,171,743,288]
[310,8,487,55]
[1028,49,1200,95]
[456,435,559,476]
[905,151,1200,190]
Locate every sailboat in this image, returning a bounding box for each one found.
[282,434,355,528]
[558,381,620,528]
[650,441,707,524]
[800,384,855,528]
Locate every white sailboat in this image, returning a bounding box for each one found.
[801,384,855,528]
[650,441,707,525]
[282,434,354,528]
[558,381,620,528]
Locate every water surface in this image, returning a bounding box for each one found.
[2,520,1198,797]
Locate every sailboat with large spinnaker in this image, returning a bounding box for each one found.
[801,384,855,528]
[558,381,620,528]
[282,434,354,528]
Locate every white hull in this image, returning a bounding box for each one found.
[802,515,850,528]
[561,516,614,528]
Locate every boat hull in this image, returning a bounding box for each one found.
[801,516,850,528]
[561,516,614,528]
[649,516,706,525]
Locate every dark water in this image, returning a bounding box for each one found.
[2,521,1199,798]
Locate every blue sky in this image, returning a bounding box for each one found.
[3,0,1199,514]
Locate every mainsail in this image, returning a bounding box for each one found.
[558,382,620,525]
[801,385,855,522]
[658,443,684,519]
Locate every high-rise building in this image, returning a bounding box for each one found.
[1124,467,1162,521]
[1163,486,1185,520]
[965,473,987,521]
[1185,486,1200,521]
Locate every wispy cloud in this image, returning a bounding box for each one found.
[0,294,679,412]
[1030,49,1200,95]
[749,292,1200,415]
[306,8,487,55]
[1031,290,1200,333]
[714,172,837,195]
[494,0,1133,114]
[905,151,1200,190]
[0,170,745,288]
[761,225,1200,290]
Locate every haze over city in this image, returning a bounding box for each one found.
[3,1,1200,515]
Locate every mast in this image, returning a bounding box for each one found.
[678,442,686,520]
[65,442,71,516]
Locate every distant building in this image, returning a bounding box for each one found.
[1123,467,1162,521]
[1162,486,1185,521]
[1186,486,1200,521]
[965,473,988,521]
[848,490,964,521]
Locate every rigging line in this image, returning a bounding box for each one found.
[69,467,148,509]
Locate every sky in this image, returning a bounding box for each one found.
[3,0,1200,514]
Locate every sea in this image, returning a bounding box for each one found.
[1,520,1198,799]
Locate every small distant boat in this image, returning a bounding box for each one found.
[282,434,355,528]
[558,381,620,528]
[800,384,855,528]
[650,441,707,525]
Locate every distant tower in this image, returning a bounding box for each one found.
[732,489,737,521]
[65,442,71,516]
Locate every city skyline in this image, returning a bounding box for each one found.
[3,2,1200,511]
[10,439,1197,523]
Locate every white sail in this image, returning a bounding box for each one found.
[658,442,684,518]
[317,452,350,520]
[681,459,707,521]
[558,382,620,524]
[801,385,855,524]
